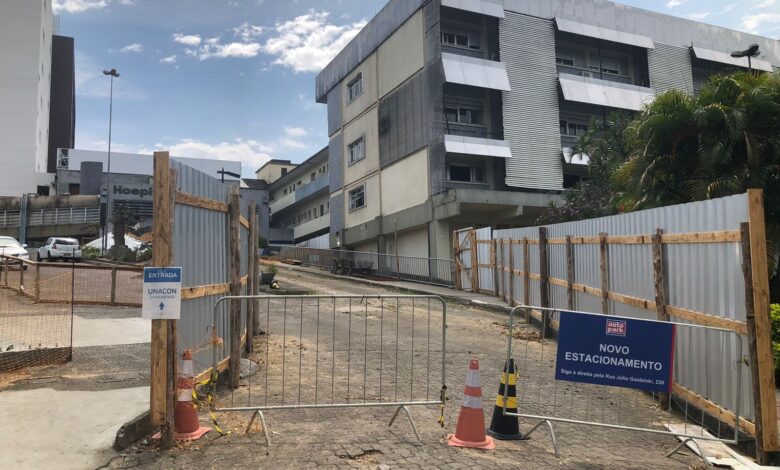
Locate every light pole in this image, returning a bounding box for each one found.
[102,68,119,256]
[731,43,760,74]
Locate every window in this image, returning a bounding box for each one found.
[320,204,325,216]
[347,73,364,102]
[311,172,316,182]
[447,163,486,183]
[348,186,366,211]
[444,106,482,125]
[555,48,576,67]
[348,137,366,164]
[560,121,588,137]
[441,29,480,50]
[281,168,288,176]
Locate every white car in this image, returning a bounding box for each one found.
[38,237,82,262]
[0,236,30,268]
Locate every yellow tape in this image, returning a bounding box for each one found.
[496,395,518,409]
[501,372,517,386]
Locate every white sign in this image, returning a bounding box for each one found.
[142,267,182,320]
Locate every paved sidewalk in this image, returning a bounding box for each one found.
[0,305,150,470]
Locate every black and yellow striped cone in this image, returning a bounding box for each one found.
[487,359,528,440]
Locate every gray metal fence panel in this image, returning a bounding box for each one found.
[492,193,753,421]
[171,160,230,371]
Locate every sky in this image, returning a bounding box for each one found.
[54,0,780,178]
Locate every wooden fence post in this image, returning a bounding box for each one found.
[522,237,530,308]
[34,263,40,302]
[539,227,551,338]
[651,228,670,411]
[496,240,503,300]
[452,231,462,290]
[252,206,260,336]
[228,185,242,389]
[745,189,779,455]
[599,232,610,315]
[150,152,175,448]
[491,239,499,296]
[110,266,117,306]
[4,257,8,286]
[246,201,257,354]
[19,259,24,290]
[565,235,574,311]
[508,239,515,306]
[470,230,479,293]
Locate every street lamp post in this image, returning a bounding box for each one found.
[102,68,119,256]
[731,43,761,74]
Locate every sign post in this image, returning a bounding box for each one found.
[142,267,182,320]
[555,311,675,393]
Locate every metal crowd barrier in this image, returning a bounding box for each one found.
[211,295,448,446]
[503,305,743,462]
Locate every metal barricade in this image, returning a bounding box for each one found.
[211,295,447,445]
[503,305,743,462]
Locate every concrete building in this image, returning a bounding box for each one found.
[0,0,75,197]
[266,147,330,245]
[315,0,780,258]
[55,148,244,227]
[256,159,298,185]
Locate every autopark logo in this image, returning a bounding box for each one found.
[605,319,627,337]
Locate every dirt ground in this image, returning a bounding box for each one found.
[104,268,702,469]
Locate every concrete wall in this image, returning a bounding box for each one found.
[378,9,425,98]
[0,0,53,197]
[342,54,378,126]
[353,240,378,253]
[256,162,297,185]
[386,225,429,258]
[380,147,429,216]
[343,107,380,186]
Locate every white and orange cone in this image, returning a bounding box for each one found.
[447,358,495,450]
[173,350,211,440]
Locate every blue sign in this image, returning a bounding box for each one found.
[554,311,676,393]
[143,267,181,283]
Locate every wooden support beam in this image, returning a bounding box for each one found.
[228,185,242,389]
[246,201,257,354]
[508,239,515,306]
[491,240,499,297]
[150,152,175,448]
[652,228,670,410]
[599,233,610,315]
[671,382,756,438]
[453,231,462,290]
[110,266,117,306]
[252,208,261,336]
[523,238,530,308]
[174,190,228,213]
[539,227,551,338]
[743,194,779,456]
[565,235,574,311]
[34,264,40,302]
[470,230,479,293]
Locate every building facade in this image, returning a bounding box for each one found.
[315,0,780,258]
[256,159,298,185]
[265,147,330,245]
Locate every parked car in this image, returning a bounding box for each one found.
[37,237,82,262]
[0,236,30,269]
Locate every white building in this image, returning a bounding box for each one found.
[0,0,55,197]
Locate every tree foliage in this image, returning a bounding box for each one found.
[537,71,780,298]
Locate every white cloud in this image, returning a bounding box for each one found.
[188,37,262,60]
[752,0,777,10]
[120,43,143,53]
[234,23,265,42]
[280,139,308,149]
[173,33,202,46]
[53,0,107,14]
[720,3,738,14]
[666,0,686,8]
[739,12,780,34]
[146,139,274,176]
[263,10,367,73]
[284,127,307,138]
[160,55,177,64]
[117,0,136,4]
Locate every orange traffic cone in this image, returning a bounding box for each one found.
[173,350,211,440]
[447,358,495,450]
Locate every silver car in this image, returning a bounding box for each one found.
[0,236,30,268]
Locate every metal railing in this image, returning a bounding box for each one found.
[0,211,22,228]
[27,206,100,226]
[503,305,743,462]
[268,246,456,287]
[210,295,448,446]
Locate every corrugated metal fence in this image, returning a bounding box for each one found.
[454,192,778,451]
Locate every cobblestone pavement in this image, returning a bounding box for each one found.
[107,269,701,469]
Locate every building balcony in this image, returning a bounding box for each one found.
[558,74,655,112]
[442,53,510,92]
[444,134,511,159]
[556,65,635,86]
[270,175,329,215]
[294,213,330,241]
